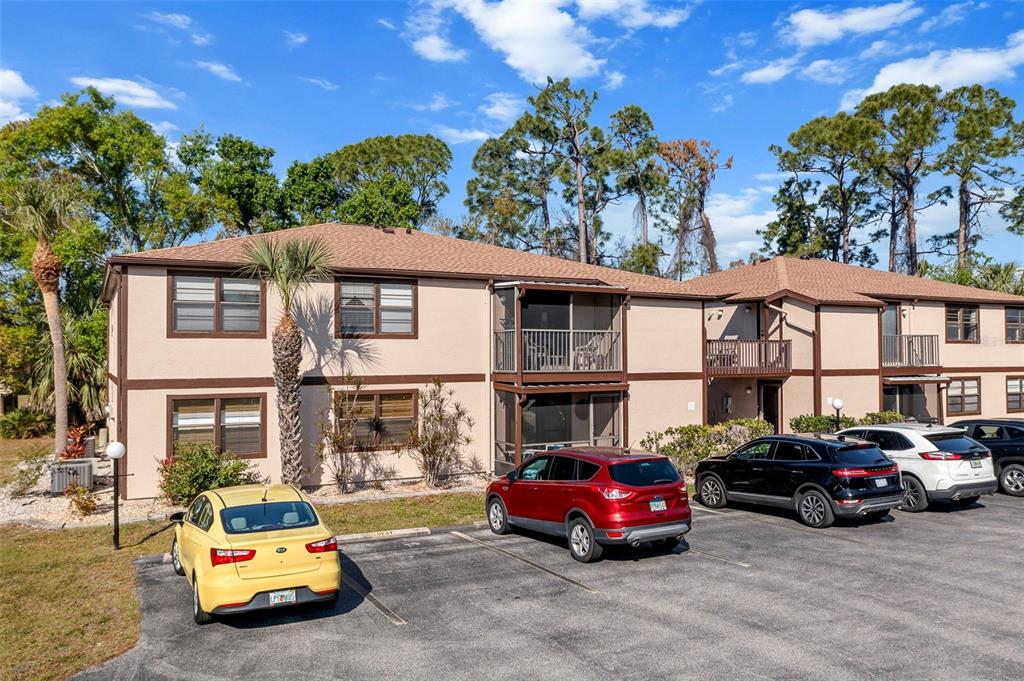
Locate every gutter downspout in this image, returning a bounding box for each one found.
[766,302,815,336]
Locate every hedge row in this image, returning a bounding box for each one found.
[789,410,905,433]
[640,418,775,477]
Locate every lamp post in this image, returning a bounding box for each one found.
[832,398,845,433]
[106,441,126,550]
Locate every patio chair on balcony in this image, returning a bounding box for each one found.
[573,335,602,371]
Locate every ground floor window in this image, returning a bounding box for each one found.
[334,390,417,450]
[947,378,981,415]
[882,383,940,423]
[1007,377,1023,412]
[169,394,265,458]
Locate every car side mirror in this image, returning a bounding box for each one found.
[506,470,517,482]
[168,511,185,524]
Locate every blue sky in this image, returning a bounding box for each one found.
[2,1,1023,266]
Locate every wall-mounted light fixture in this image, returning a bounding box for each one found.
[745,386,752,395]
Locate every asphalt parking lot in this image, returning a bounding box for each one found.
[76,495,1024,681]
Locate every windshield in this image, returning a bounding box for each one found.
[220,501,319,534]
[925,434,987,454]
[832,445,891,466]
[608,459,680,487]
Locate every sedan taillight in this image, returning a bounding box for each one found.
[210,548,255,566]
[306,537,338,553]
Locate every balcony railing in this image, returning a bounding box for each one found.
[706,339,791,376]
[882,334,939,368]
[493,329,622,373]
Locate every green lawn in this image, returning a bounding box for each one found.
[0,437,50,488]
[0,491,484,681]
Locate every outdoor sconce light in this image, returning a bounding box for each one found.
[745,386,752,395]
[103,403,112,417]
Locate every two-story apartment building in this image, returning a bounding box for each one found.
[103,223,711,499]
[684,256,1024,430]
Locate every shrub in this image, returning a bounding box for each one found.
[12,450,48,496]
[858,410,905,425]
[404,380,476,488]
[316,382,391,493]
[640,418,775,477]
[789,414,858,433]
[0,408,53,440]
[65,481,97,517]
[60,424,93,459]
[158,442,265,506]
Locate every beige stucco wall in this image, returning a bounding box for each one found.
[704,302,760,340]
[628,379,703,447]
[780,375,814,432]
[820,375,879,419]
[908,302,1024,367]
[627,298,702,373]
[820,305,879,370]
[706,378,760,425]
[778,299,816,372]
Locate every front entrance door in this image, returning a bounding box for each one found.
[759,381,781,433]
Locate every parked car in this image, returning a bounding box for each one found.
[948,419,1024,497]
[485,448,692,563]
[169,484,341,624]
[695,434,903,528]
[837,423,997,512]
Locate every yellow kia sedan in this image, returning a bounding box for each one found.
[169,484,341,624]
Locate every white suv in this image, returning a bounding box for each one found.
[837,424,997,512]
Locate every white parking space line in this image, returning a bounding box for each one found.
[691,506,731,516]
[340,573,407,626]
[450,531,600,594]
[686,547,752,569]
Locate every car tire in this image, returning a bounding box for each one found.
[171,538,185,576]
[998,464,1024,497]
[192,576,213,625]
[567,518,603,563]
[486,496,511,535]
[899,476,929,513]
[698,475,727,509]
[797,490,835,528]
[952,495,980,507]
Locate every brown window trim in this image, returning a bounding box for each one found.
[334,277,418,339]
[946,377,981,416]
[166,392,268,460]
[1008,375,1024,414]
[1006,307,1024,344]
[167,271,267,339]
[333,388,418,451]
[945,304,980,344]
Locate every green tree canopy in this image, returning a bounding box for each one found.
[336,172,420,229]
[282,155,343,225]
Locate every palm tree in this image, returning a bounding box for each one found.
[3,179,84,454]
[239,237,331,485]
[31,303,107,423]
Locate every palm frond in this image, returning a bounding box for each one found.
[239,237,332,312]
[2,178,86,240]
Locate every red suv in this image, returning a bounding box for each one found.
[485,448,692,562]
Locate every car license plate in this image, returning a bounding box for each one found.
[873,477,888,487]
[269,589,296,605]
[970,460,982,469]
[649,498,667,512]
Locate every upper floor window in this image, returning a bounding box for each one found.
[945,305,979,343]
[336,279,416,337]
[1007,308,1024,344]
[946,378,980,415]
[170,394,266,458]
[170,274,263,336]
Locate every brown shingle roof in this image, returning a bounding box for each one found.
[682,256,1024,306]
[108,222,710,299]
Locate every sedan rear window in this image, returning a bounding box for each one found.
[607,459,680,487]
[220,501,319,534]
[832,445,891,466]
[925,434,987,454]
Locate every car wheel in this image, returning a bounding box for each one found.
[486,496,511,535]
[171,538,185,576]
[192,576,213,625]
[952,495,980,507]
[797,490,835,528]
[567,518,603,563]
[999,464,1024,497]
[899,476,929,513]
[698,475,726,509]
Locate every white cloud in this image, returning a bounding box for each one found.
[858,38,930,60]
[705,187,778,258]
[711,94,734,113]
[604,70,625,90]
[918,2,973,33]
[144,11,211,47]
[800,59,850,85]
[412,93,456,112]
[435,124,493,144]
[411,34,469,62]
[575,0,691,29]
[300,77,339,91]
[0,69,37,124]
[284,31,309,48]
[378,18,396,30]
[449,0,604,82]
[784,1,923,48]
[479,91,525,123]
[194,61,243,82]
[840,30,1024,109]
[740,56,799,84]
[149,120,179,137]
[190,33,212,46]
[736,31,757,48]
[69,76,177,109]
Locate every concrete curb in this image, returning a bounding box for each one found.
[134,553,171,566]
[334,527,431,544]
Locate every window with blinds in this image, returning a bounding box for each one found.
[947,378,980,415]
[945,305,979,343]
[1008,377,1023,412]
[335,391,416,449]
[220,397,261,454]
[171,274,262,335]
[1007,308,1024,343]
[337,280,415,336]
[171,395,265,457]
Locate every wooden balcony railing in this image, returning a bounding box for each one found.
[706,339,791,376]
[882,334,939,368]
[493,329,622,373]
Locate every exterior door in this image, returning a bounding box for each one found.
[760,382,781,433]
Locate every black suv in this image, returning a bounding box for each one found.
[949,419,1024,496]
[695,434,903,528]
